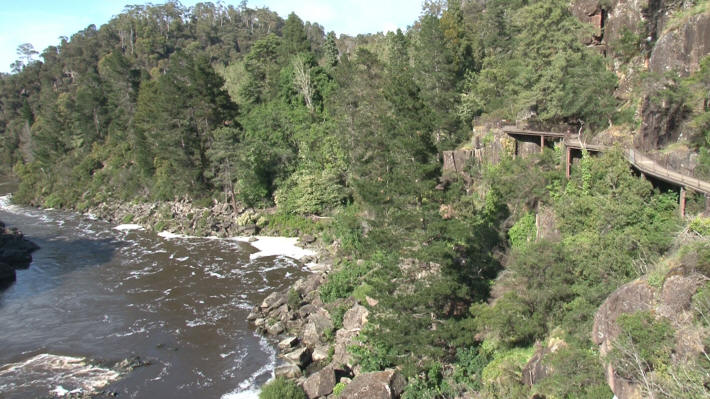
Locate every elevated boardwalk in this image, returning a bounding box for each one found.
[502,126,710,215]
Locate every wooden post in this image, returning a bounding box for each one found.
[565,146,571,179]
[680,187,686,218]
[705,194,710,216]
[540,135,545,153]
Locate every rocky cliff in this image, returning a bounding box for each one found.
[572,0,710,151]
[592,248,710,398]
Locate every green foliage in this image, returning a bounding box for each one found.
[452,346,490,391]
[508,212,536,249]
[352,283,374,304]
[460,0,617,128]
[479,347,534,398]
[535,346,611,399]
[259,377,307,399]
[610,311,675,380]
[319,260,368,303]
[330,303,349,330]
[613,27,643,62]
[287,288,301,310]
[274,169,347,215]
[332,381,346,397]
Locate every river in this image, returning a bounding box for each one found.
[0,191,311,398]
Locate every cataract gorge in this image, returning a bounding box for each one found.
[3,0,710,398]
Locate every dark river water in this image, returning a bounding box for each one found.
[0,189,310,398]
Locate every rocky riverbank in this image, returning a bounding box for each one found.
[0,220,39,287]
[84,197,269,238]
[247,259,406,399]
[16,194,404,397]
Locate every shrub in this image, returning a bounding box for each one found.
[287,288,301,309]
[43,193,64,208]
[259,377,306,399]
[609,311,675,381]
[508,212,536,249]
[690,216,710,237]
[274,169,347,215]
[332,381,346,397]
[352,283,374,304]
[330,304,349,330]
[320,261,368,303]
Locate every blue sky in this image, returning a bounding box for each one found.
[0,0,423,73]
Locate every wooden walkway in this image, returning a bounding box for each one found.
[502,126,710,215]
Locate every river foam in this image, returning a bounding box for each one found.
[113,224,145,231]
[0,353,120,397]
[232,236,316,261]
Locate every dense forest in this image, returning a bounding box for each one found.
[2,0,710,398]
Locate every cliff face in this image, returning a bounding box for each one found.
[592,256,710,399]
[572,0,710,152]
[650,10,710,76]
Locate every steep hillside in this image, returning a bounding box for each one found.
[2,1,710,398]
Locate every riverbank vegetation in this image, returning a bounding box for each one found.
[2,0,710,397]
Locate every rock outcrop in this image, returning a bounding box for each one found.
[0,221,39,287]
[249,254,381,398]
[86,197,267,238]
[650,11,710,77]
[339,369,406,399]
[522,337,567,387]
[592,266,709,399]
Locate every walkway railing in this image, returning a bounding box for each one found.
[502,125,710,196]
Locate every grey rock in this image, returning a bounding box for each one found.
[275,363,303,379]
[299,304,320,318]
[339,369,406,399]
[279,336,299,351]
[283,347,311,368]
[342,305,369,331]
[303,309,333,347]
[266,321,285,336]
[301,234,316,244]
[261,292,286,312]
[311,345,330,363]
[302,366,336,399]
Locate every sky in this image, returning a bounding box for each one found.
[0,0,423,73]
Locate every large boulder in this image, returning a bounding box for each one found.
[592,280,655,347]
[275,363,302,379]
[592,268,709,399]
[332,329,358,368]
[342,305,369,331]
[302,366,336,399]
[339,369,406,399]
[0,227,39,270]
[260,292,286,312]
[283,347,311,368]
[302,308,333,347]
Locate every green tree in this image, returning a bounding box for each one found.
[413,15,461,149]
[323,31,339,67]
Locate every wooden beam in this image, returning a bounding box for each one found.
[566,146,571,179]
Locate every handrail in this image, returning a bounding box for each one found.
[500,126,710,195]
